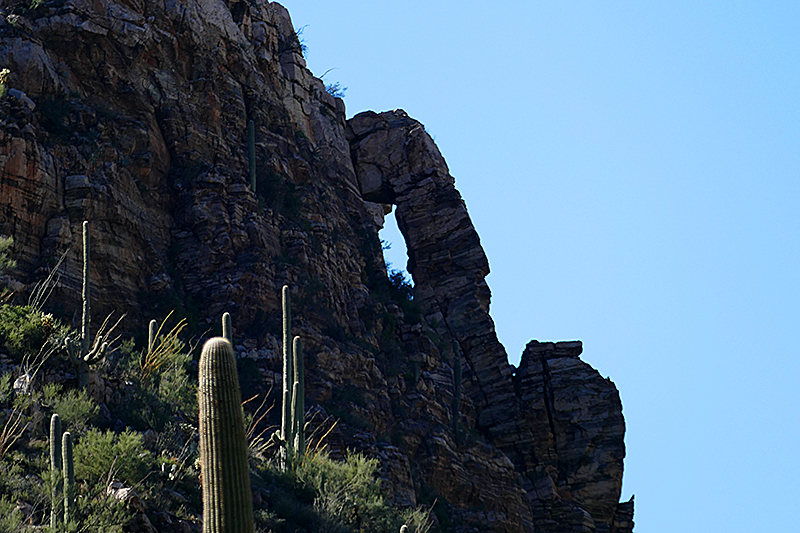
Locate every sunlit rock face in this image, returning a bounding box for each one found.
[0,0,631,530]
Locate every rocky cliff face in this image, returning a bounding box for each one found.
[0,0,633,531]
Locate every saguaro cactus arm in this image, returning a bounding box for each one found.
[222,312,232,345]
[148,319,157,353]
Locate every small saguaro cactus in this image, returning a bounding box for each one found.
[148,318,158,353]
[63,221,121,388]
[291,335,304,458]
[248,119,256,192]
[50,414,63,529]
[278,286,305,471]
[280,285,292,468]
[62,431,75,526]
[198,337,254,533]
[222,312,232,345]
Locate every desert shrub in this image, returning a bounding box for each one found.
[325,82,347,99]
[0,236,14,274]
[156,349,196,418]
[67,492,131,533]
[152,422,200,500]
[0,497,27,532]
[296,452,399,532]
[73,428,152,486]
[110,318,197,431]
[53,387,98,435]
[0,449,49,531]
[250,450,416,533]
[0,305,49,361]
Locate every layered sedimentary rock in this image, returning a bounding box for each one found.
[348,111,632,532]
[347,110,517,432]
[0,0,632,530]
[514,341,630,533]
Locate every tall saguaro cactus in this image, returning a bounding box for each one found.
[62,431,75,526]
[292,335,304,458]
[198,337,254,533]
[50,414,63,529]
[64,221,119,388]
[280,286,292,467]
[279,286,305,470]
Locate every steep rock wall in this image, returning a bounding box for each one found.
[0,0,632,531]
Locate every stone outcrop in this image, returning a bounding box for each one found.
[348,112,632,532]
[0,0,632,531]
[514,341,629,533]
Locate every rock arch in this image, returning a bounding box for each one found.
[347,110,630,532]
[347,110,514,431]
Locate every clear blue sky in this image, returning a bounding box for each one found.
[278,2,800,531]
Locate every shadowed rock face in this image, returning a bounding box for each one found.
[347,110,515,433]
[515,341,628,533]
[348,111,632,532]
[0,0,632,530]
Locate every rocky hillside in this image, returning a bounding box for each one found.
[0,0,633,531]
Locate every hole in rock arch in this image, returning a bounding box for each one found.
[379,208,413,287]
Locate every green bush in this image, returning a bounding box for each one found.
[0,496,27,532]
[251,450,419,533]
[73,428,152,486]
[0,304,49,361]
[0,236,14,274]
[156,349,197,418]
[297,452,395,532]
[110,325,197,432]
[53,388,99,435]
[0,449,50,531]
[67,492,131,533]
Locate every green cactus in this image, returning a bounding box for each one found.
[248,119,256,192]
[50,414,62,530]
[148,318,157,353]
[222,312,232,345]
[280,285,292,469]
[292,335,304,459]
[62,431,75,526]
[452,340,463,439]
[198,337,254,533]
[63,221,120,388]
[278,286,304,471]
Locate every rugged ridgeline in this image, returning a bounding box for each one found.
[0,0,633,531]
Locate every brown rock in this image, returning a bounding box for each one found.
[0,1,632,531]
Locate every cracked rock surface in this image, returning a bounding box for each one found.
[0,0,633,530]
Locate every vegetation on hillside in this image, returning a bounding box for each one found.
[0,234,435,532]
